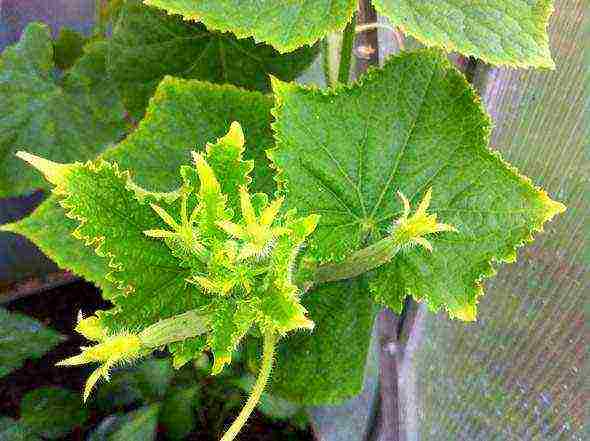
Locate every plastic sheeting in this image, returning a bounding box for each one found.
[400,2,587,439]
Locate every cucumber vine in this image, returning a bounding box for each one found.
[15,120,465,437]
[0,0,566,439]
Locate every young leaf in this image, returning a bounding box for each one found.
[18,124,317,383]
[0,23,126,197]
[20,387,89,439]
[373,0,555,68]
[107,0,318,119]
[0,308,64,378]
[270,49,565,318]
[143,0,357,53]
[2,80,275,298]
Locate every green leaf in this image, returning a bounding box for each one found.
[0,417,41,441]
[268,278,377,405]
[52,27,86,70]
[270,49,565,317]
[18,122,317,385]
[107,1,318,119]
[0,23,126,197]
[107,405,160,441]
[2,80,274,300]
[0,308,64,378]
[102,79,275,194]
[135,357,175,400]
[94,357,174,411]
[20,387,89,439]
[143,0,357,53]
[94,369,144,412]
[373,0,555,68]
[32,159,210,335]
[159,385,200,440]
[2,79,276,368]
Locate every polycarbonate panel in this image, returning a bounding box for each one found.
[401,1,587,439]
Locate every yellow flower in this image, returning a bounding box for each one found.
[391,188,457,252]
[75,310,108,342]
[216,187,290,260]
[57,327,145,401]
[144,190,207,257]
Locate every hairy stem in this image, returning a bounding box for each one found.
[338,15,357,84]
[138,308,209,348]
[220,330,277,441]
[323,15,357,86]
[314,235,402,284]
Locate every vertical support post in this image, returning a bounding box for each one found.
[355,0,380,74]
[375,309,400,441]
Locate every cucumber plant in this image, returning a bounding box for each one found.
[0,1,564,440]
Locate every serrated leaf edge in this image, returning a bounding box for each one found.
[373,0,555,69]
[28,157,182,310]
[267,48,565,320]
[267,49,493,257]
[142,0,356,53]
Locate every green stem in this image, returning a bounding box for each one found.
[338,15,357,84]
[314,235,403,284]
[138,308,209,349]
[323,32,342,87]
[323,15,356,87]
[220,330,277,441]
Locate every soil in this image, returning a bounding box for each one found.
[0,280,314,440]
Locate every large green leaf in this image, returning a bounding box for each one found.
[142,0,554,68]
[143,0,357,53]
[102,79,275,193]
[2,80,274,293]
[270,49,565,317]
[0,23,126,197]
[0,308,64,378]
[107,1,317,119]
[19,387,89,439]
[373,0,555,68]
[269,278,377,405]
